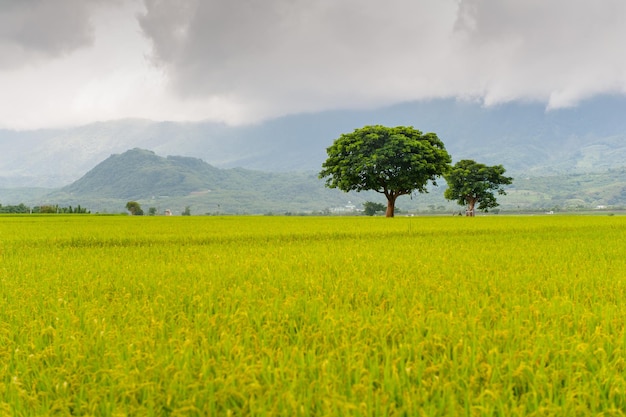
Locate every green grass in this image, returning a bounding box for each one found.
[1,215,626,416]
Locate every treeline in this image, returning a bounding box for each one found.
[0,204,90,214]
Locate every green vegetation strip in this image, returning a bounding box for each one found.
[1,215,626,416]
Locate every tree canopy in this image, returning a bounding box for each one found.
[444,159,513,216]
[126,201,143,216]
[319,125,451,217]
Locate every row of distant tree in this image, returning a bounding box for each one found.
[125,201,191,216]
[0,204,90,214]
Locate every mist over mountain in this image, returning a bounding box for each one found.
[1,96,626,188]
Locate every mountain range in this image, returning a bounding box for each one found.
[2,96,626,188]
[12,147,625,215]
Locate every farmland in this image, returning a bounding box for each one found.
[1,215,626,416]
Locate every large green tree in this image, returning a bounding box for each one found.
[319,125,451,217]
[444,159,513,216]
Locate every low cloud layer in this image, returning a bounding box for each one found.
[1,0,626,129]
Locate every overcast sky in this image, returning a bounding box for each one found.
[1,0,625,130]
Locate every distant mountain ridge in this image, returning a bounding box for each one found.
[47,148,371,214]
[1,96,626,187]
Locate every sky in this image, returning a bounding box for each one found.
[1,0,625,130]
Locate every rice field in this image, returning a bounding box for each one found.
[1,214,626,416]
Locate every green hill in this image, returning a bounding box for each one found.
[47,149,375,214]
[61,148,227,199]
[501,169,626,211]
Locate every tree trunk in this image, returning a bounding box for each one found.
[385,195,397,218]
[467,199,477,217]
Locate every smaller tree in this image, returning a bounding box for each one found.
[444,160,513,216]
[363,201,386,216]
[182,206,191,216]
[126,201,143,216]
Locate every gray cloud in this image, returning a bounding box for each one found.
[0,0,121,69]
[138,0,457,117]
[138,0,626,120]
[454,0,626,107]
[2,0,626,129]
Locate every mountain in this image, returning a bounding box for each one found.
[61,148,226,199]
[1,96,626,187]
[46,148,375,214]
